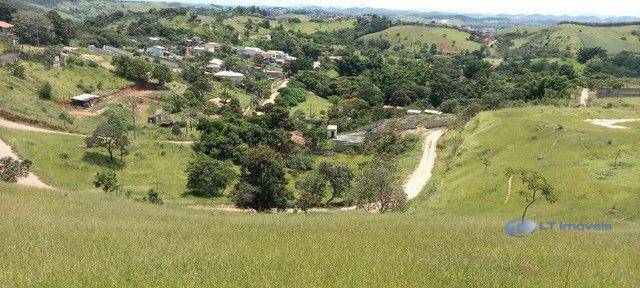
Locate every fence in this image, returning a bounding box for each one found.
[597,88,640,98]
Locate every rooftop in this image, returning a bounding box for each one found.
[71,94,100,102]
[214,71,244,77]
[0,21,13,29]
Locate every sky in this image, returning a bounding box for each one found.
[169,0,640,17]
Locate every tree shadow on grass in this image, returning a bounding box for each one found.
[82,152,125,170]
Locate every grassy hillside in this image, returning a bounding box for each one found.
[360,25,482,54]
[421,105,640,219]
[0,61,132,132]
[291,92,332,118]
[500,24,640,56]
[223,15,355,36]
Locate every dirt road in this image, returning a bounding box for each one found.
[0,118,81,136]
[262,79,289,106]
[579,88,589,107]
[0,138,53,189]
[403,128,446,199]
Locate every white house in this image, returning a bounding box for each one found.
[239,47,263,57]
[214,71,245,82]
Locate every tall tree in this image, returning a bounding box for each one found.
[12,11,54,46]
[46,10,73,45]
[231,145,291,211]
[0,2,16,22]
[85,112,130,161]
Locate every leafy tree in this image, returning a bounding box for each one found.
[318,162,354,204]
[46,10,73,45]
[152,64,173,86]
[38,82,53,100]
[0,2,16,22]
[230,145,291,211]
[0,157,31,183]
[12,11,54,46]
[351,157,405,213]
[577,47,607,64]
[287,58,313,75]
[85,112,130,161]
[504,168,557,221]
[93,170,119,193]
[193,119,246,161]
[296,172,327,211]
[185,155,236,197]
[111,56,153,84]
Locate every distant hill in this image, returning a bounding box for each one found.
[360,25,482,54]
[497,23,640,58]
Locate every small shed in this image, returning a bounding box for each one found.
[327,125,338,139]
[71,94,100,108]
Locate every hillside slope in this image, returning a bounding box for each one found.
[500,24,640,56]
[1,104,639,286]
[360,25,482,54]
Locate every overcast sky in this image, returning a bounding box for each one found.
[166,0,640,17]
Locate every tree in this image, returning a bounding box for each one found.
[12,11,54,46]
[318,162,354,204]
[38,82,53,100]
[0,2,16,22]
[577,47,607,64]
[0,157,31,183]
[85,112,130,161]
[93,170,119,193]
[152,64,173,86]
[185,155,236,197]
[295,172,327,212]
[351,157,405,213]
[287,58,313,75]
[230,145,292,211]
[504,168,557,221]
[46,10,73,45]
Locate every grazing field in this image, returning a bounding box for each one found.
[224,15,355,36]
[360,25,482,53]
[500,24,640,55]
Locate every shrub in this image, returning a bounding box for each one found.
[145,189,163,204]
[93,170,119,193]
[0,157,32,183]
[38,82,53,100]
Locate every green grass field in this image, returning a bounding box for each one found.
[360,25,482,54]
[501,24,640,55]
[1,104,639,286]
[223,15,355,36]
[290,92,332,118]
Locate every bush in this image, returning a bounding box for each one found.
[38,82,53,100]
[145,189,163,204]
[7,61,25,78]
[0,157,32,183]
[185,155,236,197]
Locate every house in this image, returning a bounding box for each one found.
[423,109,443,115]
[238,47,263,57]
[265,70,285,80]
[290,131,307,147]
[205,58,224,72]
[146,45,166,57]
[249,34,271,41]
[407,109,422,114]
[71,94,100,108]
[327,125,338,139]
[0,21,16,44]
[203,42,221,52]
[214,71,245,82]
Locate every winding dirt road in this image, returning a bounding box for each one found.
[403,128,446,199]
[262,79,289,106]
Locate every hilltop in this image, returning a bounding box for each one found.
[360,25,482,54]
[498,23,640,58]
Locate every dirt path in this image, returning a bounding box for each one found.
[262,79,289,106]
[0,118,82,136]
[0,138,53,189]
[579,88,589,107]
[403,128,446,200]
[585,119,640,129]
